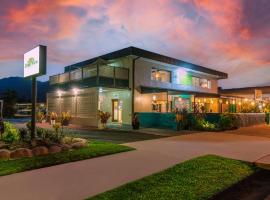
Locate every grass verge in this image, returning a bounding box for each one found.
[88,155,257,200]
[0,141,134,177]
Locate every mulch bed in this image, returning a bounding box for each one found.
[211,169,270,200]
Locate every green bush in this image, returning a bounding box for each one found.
[19,128,29,141]
[2,122,20,143]
[191,116,217,131]
[219,113,238,130]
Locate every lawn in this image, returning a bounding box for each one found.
[88,155,257,200]
[0,141,133,177]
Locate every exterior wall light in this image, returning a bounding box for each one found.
[73,88,79,96]
[57,90,63,97]
[263,103,266,107]
[153,95,157,101]
[232,100,235,104]
[238,102,241,106]
[226,101,229,105]
[99,87,103,93]
[251,102,255,106]
[219,99,222,104]
[244,98,248,102]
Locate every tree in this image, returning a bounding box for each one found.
[1,90,18,118]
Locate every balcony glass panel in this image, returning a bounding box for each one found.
[115,68,128,80]
[83,65,97,78]
[59,72,70,83]
[70,69,82,81]
[49,75,59,85]
[99,65,114,78]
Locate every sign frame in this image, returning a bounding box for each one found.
[24,45,47,78]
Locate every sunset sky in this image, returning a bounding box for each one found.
[0,0,269,88]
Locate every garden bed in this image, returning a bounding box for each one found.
[88,155,257,200]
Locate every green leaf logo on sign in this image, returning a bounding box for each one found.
[25,57,38,68]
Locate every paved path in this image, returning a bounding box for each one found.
[1,132,270,200]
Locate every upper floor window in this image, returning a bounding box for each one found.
[192,77,211,89]
[151,68,171,83]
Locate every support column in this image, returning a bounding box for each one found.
[31,77,37,140]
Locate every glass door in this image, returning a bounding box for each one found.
[112,99,119,122]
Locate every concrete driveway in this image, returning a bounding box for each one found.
[1,131,270,200]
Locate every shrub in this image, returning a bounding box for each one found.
[19,128,29,141]
[219,113,238,130]
[189,115,217,131]
[2,122,20,143]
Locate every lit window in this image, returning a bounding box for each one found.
[192,76,211,89]
[151,68,171,83]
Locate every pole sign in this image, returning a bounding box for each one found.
[24,45,46,78]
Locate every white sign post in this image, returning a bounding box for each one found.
[24,45,47,140]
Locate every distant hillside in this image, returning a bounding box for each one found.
[0,77,49,102]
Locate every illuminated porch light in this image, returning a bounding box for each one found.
[226,101,229,105]
[238,102,242,106]
[251,101,255,106]
[73,88,79,95]
[99,87,103,93]
[198,99,201,103]
[57,90,63,97]
[153,95,157,101]
[244,98,248,102]
[203,98,206,103]
[219,99,222,104]
[263,103,266,107]
[232,100,235,104]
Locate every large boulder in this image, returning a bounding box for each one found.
[71,141,87,149]
[0,149,10,160]
[10,148,33,159]
[60,144,72,151]
[72,138,88,145]
[32,146,49,156]
[48,145,62,154]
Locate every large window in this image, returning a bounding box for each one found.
[151,68,171,83]
[192,77,211,89]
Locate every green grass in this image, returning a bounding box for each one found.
[88,155,257,200]
[0,141,133,176]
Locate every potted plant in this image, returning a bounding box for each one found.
[97,110,111,129]
[50,112,57,125]
[61,112,71,126]
[37,112,45,123]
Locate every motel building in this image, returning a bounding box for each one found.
[47,47,228,127]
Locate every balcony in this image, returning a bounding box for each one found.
[49,65,129,90]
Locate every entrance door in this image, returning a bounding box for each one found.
[112,99,119,122]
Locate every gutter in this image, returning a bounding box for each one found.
[131,56,141,121]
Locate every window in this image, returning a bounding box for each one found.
[192,76,211,89]
[151,68,171,83]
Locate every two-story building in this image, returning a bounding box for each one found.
[47,47,228,127]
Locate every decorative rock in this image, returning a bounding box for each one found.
[0,149,10,160]
[72,138,88,145]
[61,144,72,151]
[10,148,33,159]
[48,145,62,154]
[32,146,49,156]
[71,141,87,149]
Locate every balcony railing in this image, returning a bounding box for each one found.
[49,65,129,89]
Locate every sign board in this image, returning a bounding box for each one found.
[24,45,46,78]
[255,89,263,100]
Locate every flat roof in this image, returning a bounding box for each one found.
[220,86,270,94]
[64,46,228,79]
